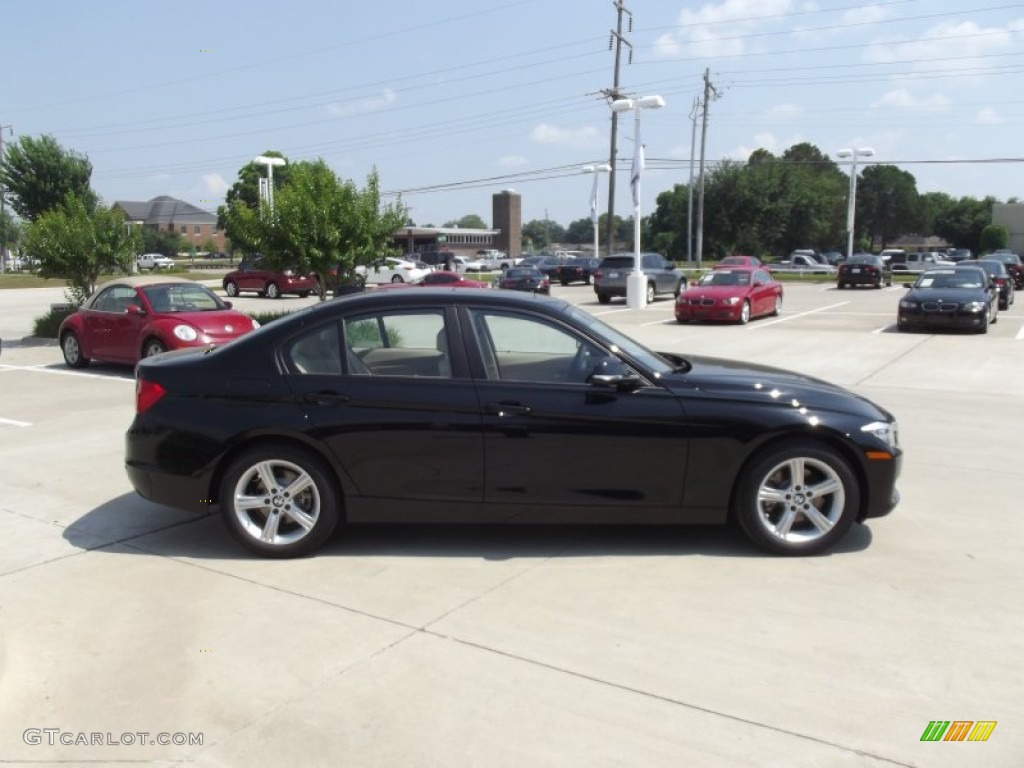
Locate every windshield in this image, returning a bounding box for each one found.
[915,272,984,290]
[506,268,539,278]
[565,304,674,376]
[142,283,226,312]
[699,270,751,286]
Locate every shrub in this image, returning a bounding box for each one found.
[246,311,291,327]
[34,305,75,338]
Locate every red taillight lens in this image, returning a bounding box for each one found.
[594,271,603,279]
[136,379,166,414]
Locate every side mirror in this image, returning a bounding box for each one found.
[125,303,144,315]
[587,357,642,391]
[903,283,911,290]
[223,300,233,309]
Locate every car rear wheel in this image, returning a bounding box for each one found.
[391,275,404,283]
[142,338,166,358]
[266,282,281,299]
[738,300,751,325]
[298,291,310,298]
[220,445,340,558]
[61,331,90,369]
[734,441,860,555]
[597,293,611,304]
[224,280,239,297]
[645,283,656,304]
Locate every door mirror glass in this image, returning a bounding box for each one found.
[587,357,642,391]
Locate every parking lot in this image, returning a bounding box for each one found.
[1,280,1022,767]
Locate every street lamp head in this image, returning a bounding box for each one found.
[582,164,612,173]
[636,95,666,110]
[254,155,286,167]
[610,98,635,113]
[837,148,853,159]
[858,147,875,157]
[837,147,874,160]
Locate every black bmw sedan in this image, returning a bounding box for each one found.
[126,289,901,558]
[897,266,998,333]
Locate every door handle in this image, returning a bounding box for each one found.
[485,401,532,417]
[302,391,351,405]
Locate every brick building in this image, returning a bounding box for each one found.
[113,196,226,252]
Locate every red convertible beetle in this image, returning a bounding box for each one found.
[59,276,259,368]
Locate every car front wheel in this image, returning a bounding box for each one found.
[734,441,860,555]
[224,280,239,297]
[143,338,166,358]
[220,446,340,557]
[772,295,782,316]
[738,300,751,325]
[61,331,90,368]
[391,275,404,283]
[266,282,281,299]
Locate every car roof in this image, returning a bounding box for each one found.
[100,275,197,288]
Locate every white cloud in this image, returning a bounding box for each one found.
[870,89,950,110]
[327,88,397,117]
[200,173,229,197]
[976,107,1005,125]
[864,20,1024,73]
[766,103,803,119]
[529,123,602,149]
[498,155,527,167]
[655,0,794,59]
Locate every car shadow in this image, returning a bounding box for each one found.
[41,361,135,379]
[65,493,873,560]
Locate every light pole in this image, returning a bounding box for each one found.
[836,147,874,262]
[253,155,286,216]
[582,163,611,261]
[610,94,665,309]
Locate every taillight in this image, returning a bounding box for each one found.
[594,271,603,279]
[136,379,166,414]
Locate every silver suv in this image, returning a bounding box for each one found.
[593,252,684,304]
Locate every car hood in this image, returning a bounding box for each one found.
[904,288,986,302]
[660,354,891,420]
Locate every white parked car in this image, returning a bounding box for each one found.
[137,253,175,270]
[355,257,432,284]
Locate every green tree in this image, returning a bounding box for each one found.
[856,165,920,248]
[216,150,293,251]
[141,227,186,258]
[221,160,406,300]
[933,196,993,250]
[24,195,141,303]
[917,191,955,237]
[521,218,566,250]
[979,223,1009,252]
[0,134,96,222]
[1,209,21,260]
[442,214,487,229]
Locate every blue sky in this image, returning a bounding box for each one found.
[3,0,1022,230]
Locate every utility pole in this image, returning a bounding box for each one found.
[0,123,12,274]
[686,97,699,264]
[695,68,720,268]
[603,1,632,259]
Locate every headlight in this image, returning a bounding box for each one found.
[173,325,198,341]
[963,301,985,313]
[899,300,917,309]
[861,421,899,451]
[724,296,741,305]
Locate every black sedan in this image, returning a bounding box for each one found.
[836,253,891,289]
[555,256,601,285]
[897,266,998,333]
[498,267,550,294]
[972,259,1015,309]
[985,250,1024,290]
[126,289,901,558]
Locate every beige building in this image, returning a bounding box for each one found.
[992,203,1024,252]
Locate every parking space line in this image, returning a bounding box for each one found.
[0,416,32,427]
[872,324,892,334]
[1017,324,1024,341]
[591,308,633,317]
[0,364,134,382]
[747,301,850,329]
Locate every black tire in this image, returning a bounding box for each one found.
[219,445,340,558]
[142,337,166,358]
[391,275,404,283]
[266,282,281,299]
[772,295,782,316]
[837,282,845,290]
[61,331,91,369]
[597,293,611,305]
[738,300,751,325]
[224,280,239,297]
[734,441,860,555]
[585,275,592,285]
[298,291,310,298]
[645,283,656,305]
[560,280,569,286]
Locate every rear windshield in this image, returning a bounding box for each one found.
[599,257,634,269]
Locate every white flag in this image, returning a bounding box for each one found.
[589,173,599,225]
[630,126,644,209]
